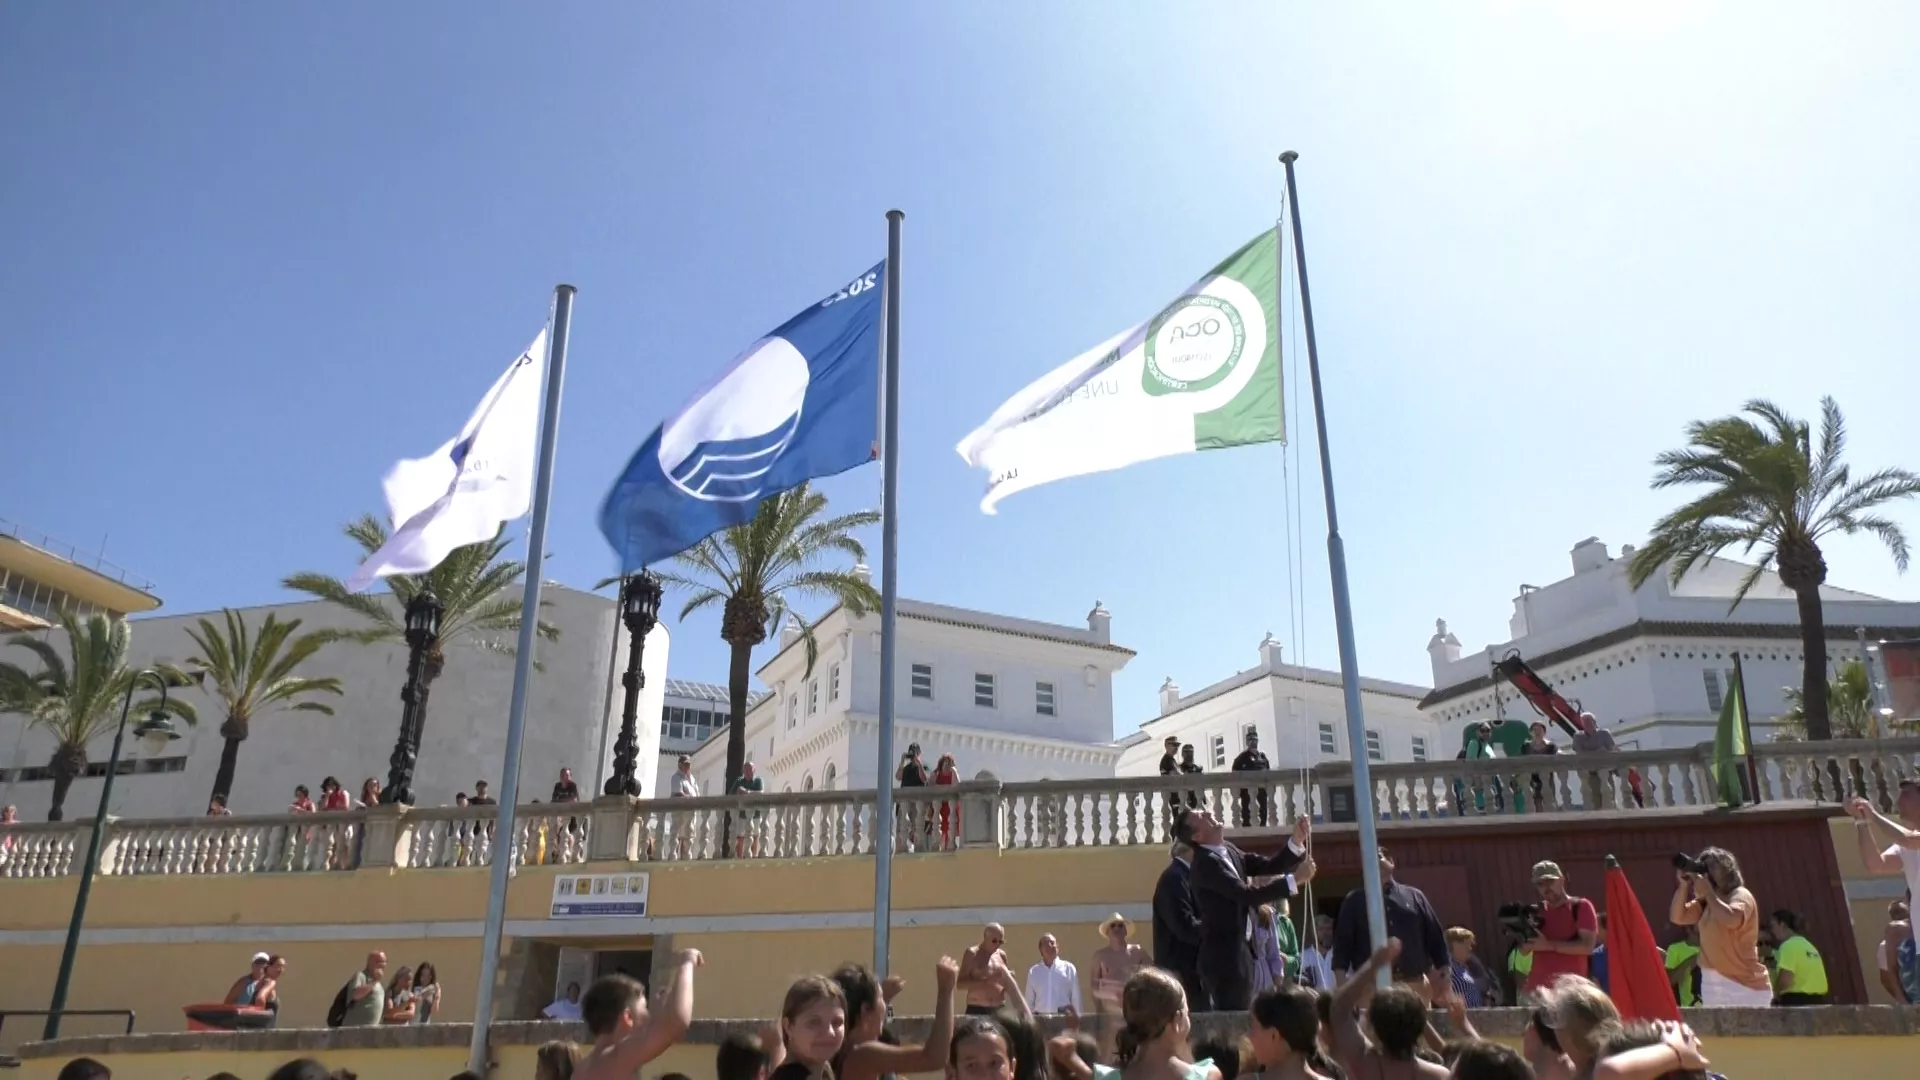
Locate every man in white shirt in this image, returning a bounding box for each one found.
[1850,782,1920,901]
[667,756,699,857]
[1297,914,1336,990]
[1024,933,1083,1016]
[543,980,584,1021]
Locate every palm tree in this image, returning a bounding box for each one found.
[0,612,198,821]
[1772,660,1888,741]
[184,608,345,805]
[282,515,558,759]
[1627,398,1920,741]
[618,484,878,792]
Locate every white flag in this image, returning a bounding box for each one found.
[956,231,1282,514]
[346,331,547,593]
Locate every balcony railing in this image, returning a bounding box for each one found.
[2,738,1914,879]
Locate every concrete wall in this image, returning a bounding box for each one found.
[0,586,668,820]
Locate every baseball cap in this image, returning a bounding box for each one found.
[1531,860,1564,883]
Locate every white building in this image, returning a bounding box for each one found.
[1114,633,1439,777]
[1420,537,1920,750]
[0,585,667,820]
[651,678,765,796]
[686,593,1134,794]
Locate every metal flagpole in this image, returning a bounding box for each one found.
[1279,151,1389,984]
[872,209,904,977]
[468,284,575,1074]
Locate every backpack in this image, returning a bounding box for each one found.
[326,979,354,1028]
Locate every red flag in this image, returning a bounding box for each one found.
[1604,859,1681,1021]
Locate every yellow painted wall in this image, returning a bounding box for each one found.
[0,847,1170,1052]
[14,1035,1912,1080]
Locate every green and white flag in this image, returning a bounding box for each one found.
[956,230,1283,513]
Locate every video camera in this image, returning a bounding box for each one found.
[1672,852,1709,876]
[1497,901,1545,940]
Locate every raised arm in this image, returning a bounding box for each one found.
[845,957,959,1080]
[608,949,702,1075]
[1332,941,1399,1070]
[1668,876,1703,926]
[1192,850,1296,907]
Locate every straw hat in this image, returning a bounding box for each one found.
[1098,913,1132,938]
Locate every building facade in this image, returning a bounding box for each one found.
[0,584,667,820]
[651,678,760,796]
[1420,537,1920,750]
[686,594,1134,793]
[1114,633,1439,778]
[0,519,161,631]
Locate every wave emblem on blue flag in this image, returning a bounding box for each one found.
[600,262,885,571]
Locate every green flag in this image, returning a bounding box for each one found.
[956,230,1283,513]
[1712,657,1750,807]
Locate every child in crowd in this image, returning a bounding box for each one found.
[953,1015,1021,1080]
[716,1029,784,1080]
[772,976,848,1080]
[1248,984,1336,1080]
[574,949,702,1080]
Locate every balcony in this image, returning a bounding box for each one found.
[2,738,1914,880]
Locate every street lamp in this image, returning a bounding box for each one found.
[45,670,180,1040]
[383,588,443,806]
[605,571,663,796]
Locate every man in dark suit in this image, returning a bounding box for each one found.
[1174,804,1314,1011]
[1151,840,1209,1013]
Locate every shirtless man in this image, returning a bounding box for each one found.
[1331,940,1447,1080]
[958,923,1009,1015]
[1089,913,1148,1054]
[575,949,703,1080]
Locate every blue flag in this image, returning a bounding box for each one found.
[599,262,886,571]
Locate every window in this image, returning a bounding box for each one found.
[803,774,815,792]
[830,663,842,701]
[824,763,837,790]
[1411,736,1429,763]
[1036,681,1056,717]
[911,663,933,699]
[1318,722,1337,754]
[1209,733,1227,769]
[974,672,995,708]
[787,693,798,729]
[1365,729,1384,762]
[808,680,818,715]
[1702,669,1723,712]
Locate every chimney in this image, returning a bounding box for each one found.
[780,614,804,649]
[1427,618,1462,682]
[1159,676,1181,716]
[1087,600,1111,644]
[850,562,872,585]
[1509,596,1530,640]
[1570,537,1610,574]
[1258,631,1285,671]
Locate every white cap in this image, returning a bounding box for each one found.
[251,951,271,964]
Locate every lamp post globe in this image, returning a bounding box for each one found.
[384,588,444,806]
[606,571,663,796]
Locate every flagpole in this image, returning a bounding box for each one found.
[1732,652,1758,805]
[872,209,904,978]
[1279,151,1389,984]
[468,284,575,1075]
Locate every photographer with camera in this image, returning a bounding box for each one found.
[1518,861,1598,1003]
[1668,848,1771,1006]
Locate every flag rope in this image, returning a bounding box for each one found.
[1277,205,1318,933]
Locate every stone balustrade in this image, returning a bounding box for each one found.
[2,738,1914,878]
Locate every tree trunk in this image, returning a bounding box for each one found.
[1792,583,1832,742]
[724,640,753,794]
[46,744,87,822]
[210,715,248,804]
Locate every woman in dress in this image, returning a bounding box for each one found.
[289,786,316,813]
[1252,905,1288,990]
[1445,927,1497,1007]
[318,777,349,811]
[933,754,961,850]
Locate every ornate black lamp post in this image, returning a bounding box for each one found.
[45,671,181,1039]
[383,588,443,806]
[605,571,663,796]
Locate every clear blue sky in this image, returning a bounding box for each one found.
[5,3,1918,737]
